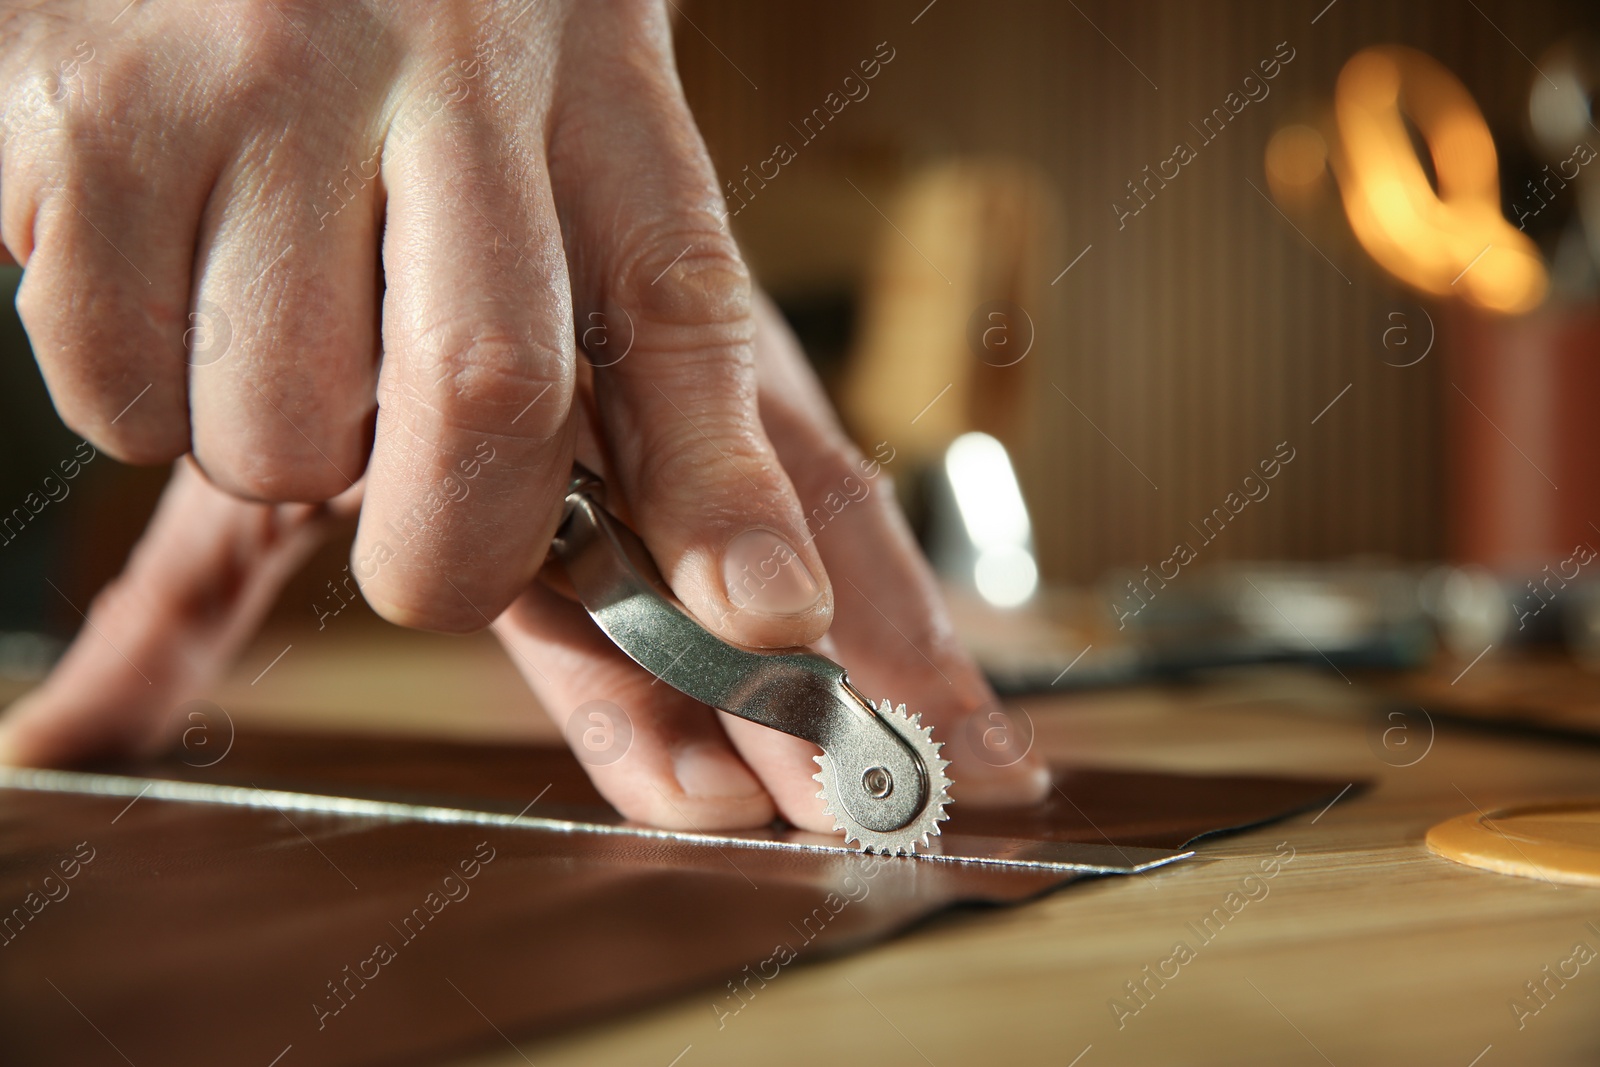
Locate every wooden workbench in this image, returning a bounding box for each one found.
[494,677,1600,1067]
[18,625,1600,1065]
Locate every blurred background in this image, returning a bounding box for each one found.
[5,0,1600,721]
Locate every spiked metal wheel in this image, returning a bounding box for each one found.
[814,701,953,855]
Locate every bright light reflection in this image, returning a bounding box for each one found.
[945,432,1038,607]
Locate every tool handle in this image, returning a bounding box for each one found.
[552,471,849,744]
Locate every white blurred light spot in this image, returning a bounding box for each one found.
[945,432,1038,607]
[975,546,1038,608]
[946,433,1029,546]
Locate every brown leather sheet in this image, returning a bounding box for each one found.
[0,731,1350,1067]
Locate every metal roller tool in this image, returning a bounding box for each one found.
[550,464,953,855]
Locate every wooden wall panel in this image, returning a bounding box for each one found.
[677,0,1588,582]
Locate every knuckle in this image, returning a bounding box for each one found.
[198,445,349,504]
[11,88,91,169]
[10,49,128,162]
[211,0,308,81]
[383,326,573,441]
[612,224,754,340]
[9,52,78,120]
[84,42,149,109]
[196,395,365,503]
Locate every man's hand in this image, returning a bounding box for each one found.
[0,299,1050,830]
[2,0,832,650]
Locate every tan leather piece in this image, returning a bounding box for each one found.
[0,730,1351,1067]
[1427,801,1600,887]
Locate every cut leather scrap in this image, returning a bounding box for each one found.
[0,730,1354,1067]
